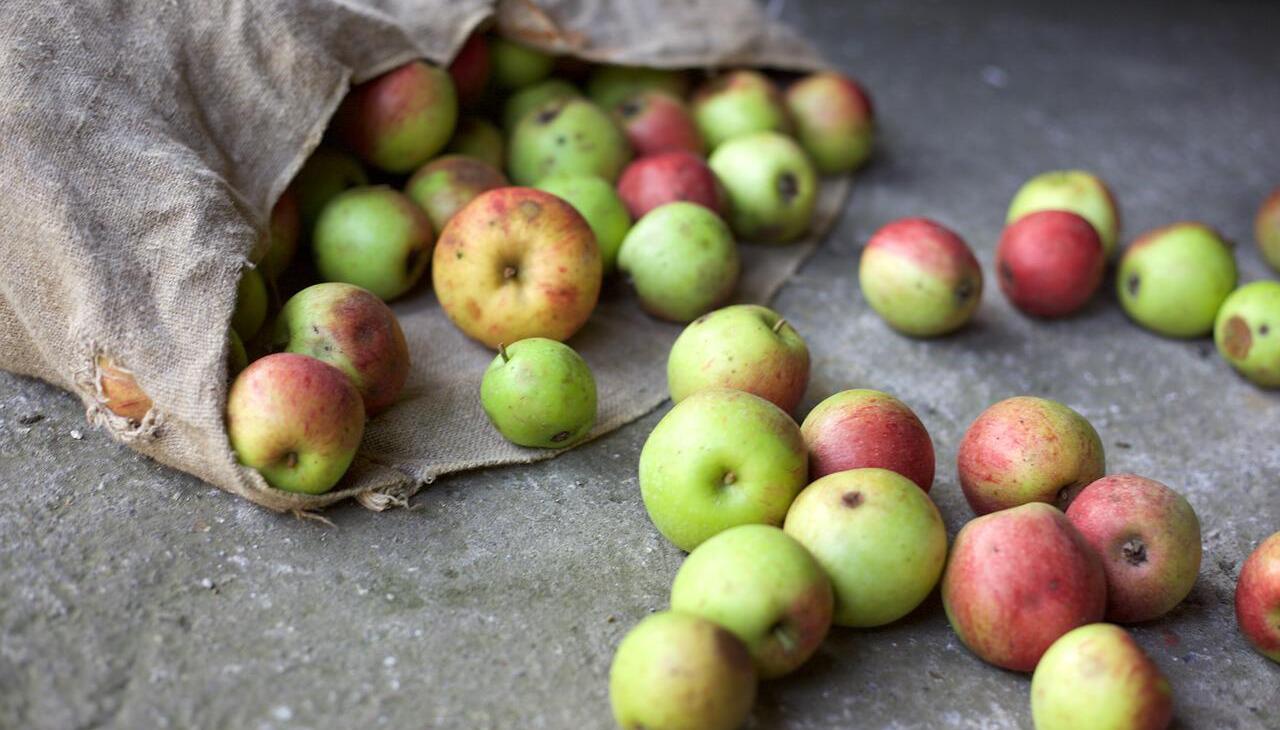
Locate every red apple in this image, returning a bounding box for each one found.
[1066,474,1202,623]
[616,151,725,220]
[334,61,458,174]
[260,188,301,281]
[800,389,935,492]
[1236,531,1280,662]
[611,90,705,157]
[942,503,1107,672]
[447,33,489,107]
[96,355,151,423]
[996,210,1105,317]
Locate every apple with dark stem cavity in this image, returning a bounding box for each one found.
[503,78,581,131]
[709,131,817,243]
[334,60,458,174]
[1236,531,1280,662]
[611,90,705,157]
[406,154,508,232]
[312,186,434,301]
[508,97,632,185]
[1007,169,1121,257]
[784,71,875,174]
[691,69,792,150]
[617,151,725,220]
[1117,222,1236,338]
[801,389,934,491]
[480,338,597,448]
[859,218,983,337]
[617,202,739,323]
[996,210,1105,318]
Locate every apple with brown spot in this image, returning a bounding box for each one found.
[800,389,935,492]
[996,210,1105,317]
[611,90,705,157]
[1236,531,1280,662]
[405,154,508,232]
[334,60,458,174]
[617,151,725,220]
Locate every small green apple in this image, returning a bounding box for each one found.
[709,131,817,243]
[312,186,434,301]
[232,267,268,341]
[1215,280,1280,388]
[1007,169,1121,257]
[638,387,807,551]
[784,468,948,627]
[445,117,505,170]
[587,64,689,109]
[480,338,597,448]
[488,37,555,90]
[535,174,630,275]
[405,154,508,232]
[291,147,368,237]
[609,611,756,730]
[691,70,791,150]
[227,329,249,377]
[503,78,581,130]
[670,524,832,678]
[508,97,632,185]
[1117,222,1236,338]
[617,202,739,322]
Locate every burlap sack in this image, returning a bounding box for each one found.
[0,0,848,512]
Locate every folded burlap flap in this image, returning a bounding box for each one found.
[0,0,847,512]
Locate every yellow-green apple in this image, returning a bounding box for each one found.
[261,188,300,281]
[1214,280,1280,388]
[666,304,809,413]
[784,71,874,174]
[312,186,434,301]
[1065,474,1201,623]
[446,32,489,107]
[784,468,947,627]
[587,65,689,110]
[859,218,983,337]
[480,338,597,448]
[432,187,601,348]
[1256,187,1280,271]
[291,147,368,237]
[334,61,457,174]
[228,330,249,376]
[617,202,739,323]
[1031,623,1173,730]
[488,37,554,90]
[709,131,817,243]
[96,356,151,423]
[1236,531,1280,662]
[997,210,1106,318]
[609,611,756,730]
[226,353,365,494]
[800,389,935,491]
[445,117,505,170]
[508,97,632,184]
[611,90,705,157]
[1007,170,1121,257]
[1117,222,1236,338]
[670,524,833,678]
[691,70,791,149]
[272,283,410,415]
[232,268,268,340]
[617,151,726,220]
[535,174,631,275]
[942,503,1107,671]
[405,154,508,232]
[503,78,581,130]
[957,395,1105,514]
[639,388,807,551]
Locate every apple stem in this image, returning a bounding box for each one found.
[772,318,788,334]
[499,343,510,363]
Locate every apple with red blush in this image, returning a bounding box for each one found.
[800,389,934,492]
[617,151,725,220]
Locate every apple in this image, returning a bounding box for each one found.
[480,338,597,448]
[272,283,410,415]
[405,154,508,232]
[312,186,434,301]
[942,503,1107,672]
[333,60,457,174]
[709,131,817,243]
[226,353,365,494]
[1236,531,1280,662]
[609,611,756,730]
[666,304,809,413]
[996,210,1106,317]
[232,267,268,340]
[290,147,368,237]
[445,117,505,170]
[503,78,581,130]
[616,151,725,220]
[784,468,948,627]
[1031,623,1173,730]
[670,524,833,678]
[1007,169,1121,257]
[432,187,601,348]
[611,90,705,157]
[508,97,632,185]
[957,395,1105,514]
[1256,187,1280,272]
[488,37,554,90]
[535,174,631,275]
[228,330,249,377]
[638,388,807,551]
[1066,474,1201,623]
[447,32,489,107]
[859,218,983,337]
[260,188,300,281]
[587,64,689,110]
[784,71,874,174]
[691,70,791,150]
[617,202,739,323]
[1214,280,1280,388]
[96,355,151,423]
[800,389,935,491]
[1117,222,1237,338]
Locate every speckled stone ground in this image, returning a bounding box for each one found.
[2,1,1278,728]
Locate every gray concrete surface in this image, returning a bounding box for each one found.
[3,1,1279,728]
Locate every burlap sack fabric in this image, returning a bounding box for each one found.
[0,0,848,512]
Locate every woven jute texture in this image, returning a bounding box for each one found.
[0,0,846,511]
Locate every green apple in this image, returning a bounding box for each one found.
[784,71,875,174]
[709,131,817,243]
[670,524,833,678]
[617,202,739,322]
[1031,623,1173,730]
[488,37,555,90]
[445,117,505,170]
[784,468,948,627]
[232,267,268,340]
[638,387,807,551]
[291,147,368,237]
[859,218,983,337]
[667,304,809,413]
[535,174,631,275]
[503,78,581,130]
[480,338,597,448]
[1117,222,1236,338]
[1214,280,1280,388]
[405,154,508,232]
[312,186,434,301]
[508,97,632,185]
[609,611,756,730]
[691,70,791,150]
[1007,170,1121,257]
[227,329,249,377]
[587,64,689,110]
[334,61,457,174]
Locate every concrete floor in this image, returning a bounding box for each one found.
[3,1,1279,728]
